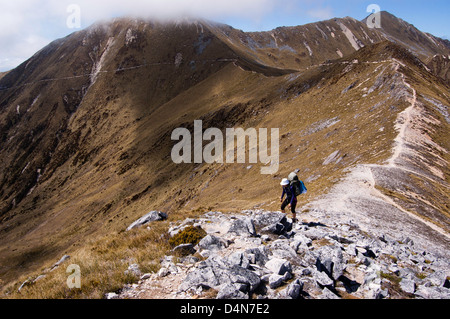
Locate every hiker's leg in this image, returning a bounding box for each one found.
[291,200,298,222]
[281,199,289,214]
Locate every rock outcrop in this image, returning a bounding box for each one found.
[126,211,168,231]
[118,210,450,299]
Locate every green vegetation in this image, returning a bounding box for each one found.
[380,271,402,285]
[168,226,207,248]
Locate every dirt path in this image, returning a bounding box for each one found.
[367,73,449,239]
[306,62,450,251]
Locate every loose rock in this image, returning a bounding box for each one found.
[114,210,449,300]
[127,211,167,231]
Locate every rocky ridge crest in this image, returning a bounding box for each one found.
[116,210,449,300]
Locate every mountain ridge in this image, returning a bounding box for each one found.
[0,11,448,296]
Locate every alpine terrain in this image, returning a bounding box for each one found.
[0,11,448,299]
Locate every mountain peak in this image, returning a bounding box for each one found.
[365,11,450,58]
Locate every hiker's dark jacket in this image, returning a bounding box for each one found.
[281,185,297,206]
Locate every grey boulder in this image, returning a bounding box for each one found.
[198,235,228,251]
[217,283,249,299]
[227,218,257,237]
[127,211,167,231]
[265,258,292,276]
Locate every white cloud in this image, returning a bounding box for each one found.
[0,35,51,71]
[0,0,279,71]
[0,0,54,70]
[40,0,278,27]
[307,6,333,20]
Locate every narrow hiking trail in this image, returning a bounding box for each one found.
[305,62,450,252]
[388,74,416,168]
[366,73,450,239]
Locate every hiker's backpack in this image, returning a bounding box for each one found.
[288,172,307,196]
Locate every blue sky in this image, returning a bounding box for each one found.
[1,0,449,72]
[231,0,450,36]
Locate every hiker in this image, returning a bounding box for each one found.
[280,172,308,223]
[280,178,298,222]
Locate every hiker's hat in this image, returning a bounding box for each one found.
[280,178,289,186]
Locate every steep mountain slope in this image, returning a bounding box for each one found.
[0,12,448,290]
[366,11,450,59]
[210,11,450,75]
[206,16,385,71]
[0,18,239,214]
[365,11,450,84]
[0,18,246,282]
[427,54,450,85]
